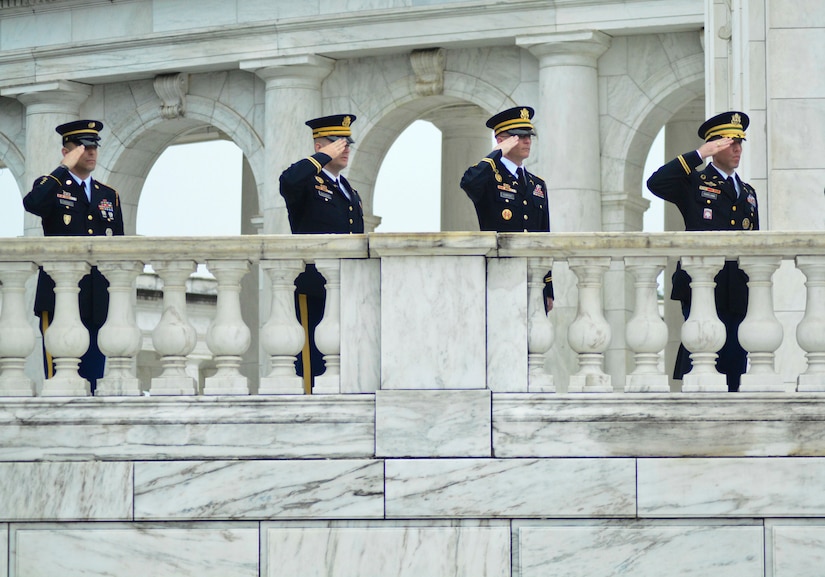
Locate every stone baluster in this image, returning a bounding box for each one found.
[259,259,306,395]
[567,257,612,392]
[150,260,198,395]
[738,256,785,392]
[313,259,341,394]
[203,259,252,395]
[527,257,555,392]
[624,256,669,392]
[795,256,825,392]
[679,256,727,392]
[96,261,144,396]
[0,262,39,396]
[40,261,91,396]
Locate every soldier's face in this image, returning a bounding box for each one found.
[713,139,742,173]
[64,142,98,172]
[499,133,532,163]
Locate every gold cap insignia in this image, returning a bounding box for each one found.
[731,113,741,126]
[520,108,530,120]
[342,116,351,127]
[88,122,96,128]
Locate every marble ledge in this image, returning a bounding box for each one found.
[367,231,497,257]
[496,230,825,258]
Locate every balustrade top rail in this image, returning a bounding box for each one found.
[3,230,825,262]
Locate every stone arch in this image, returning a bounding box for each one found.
[599,32,705,231]
[338,47,532,229]
[97,94,264,235]
[0,133,25,195]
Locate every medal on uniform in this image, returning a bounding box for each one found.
[495,173,502,183]
[64,214,72,225]
[533,185,545,198]
[315,176,324,184]
[742,218,750,229]
[502,208,513,221]
[703,208,712,220]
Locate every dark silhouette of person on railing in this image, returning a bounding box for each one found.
[647,111,759,392]
[279,114,364,392]
[23,120,125,394]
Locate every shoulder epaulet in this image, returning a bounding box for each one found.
[307,156,323,172]
[677,154,691,175]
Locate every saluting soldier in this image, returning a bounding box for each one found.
[279,114,364,391]
[646,111,758,392]
[460,106,553,311]
[23,120,124,393]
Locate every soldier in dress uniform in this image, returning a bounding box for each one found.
[460,106,553,310]
[23,120,125,393]
[646,111,759,391]
[279,114,364,392]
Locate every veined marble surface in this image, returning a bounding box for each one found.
[770,521,825,577]
[0,462,131,521]
[487,258,528,392]
[265,524,510,577]
[517,522,763,577]
[10,523,258,577]
[134,460,384,520]
[385,458,635,518]
[375,389,491,457]
[638,457,825,517]
[380,255,486,389]
[0,397,375,460]
[341,258,380,393]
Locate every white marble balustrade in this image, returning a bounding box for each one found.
[2,231,825,396]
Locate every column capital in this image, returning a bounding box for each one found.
[240,54,335,87]
[1,80,91,111]
[517,30,611,67]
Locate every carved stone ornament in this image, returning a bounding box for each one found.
[153,72,189,119]
[410,48,446,96]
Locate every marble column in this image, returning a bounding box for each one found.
[679,256,727,393]
[0,262,38,396]
[7,81,92,236]
[150,260,198,395]
[624,256,669,393]
[738,256,784,392]
[241,55,334,235]
[567,257,612,393]
[795,256,825,392]
[424,104,490,232]
[518,31,610,233]
[96,260,144,396]
[203,259,252,395]
[527,257,555,392]
[40,260,91,397]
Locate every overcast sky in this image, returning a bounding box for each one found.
[1,121,663,238]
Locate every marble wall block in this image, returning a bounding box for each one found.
[487,258,528,392]
[638,457,825,517]
[264,523,510,577]
[1,524,7,577]
[380,256,486,389]
[134,459,384,520]
[0,397,376,461]
[517,522,763,577]
[341,258,381,393]
[770,521,825,577]
[10,523,258,577]
[0,462,132,522]
[385,458,636,518]
[375,389,491,457]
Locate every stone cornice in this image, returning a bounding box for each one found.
[0,0,703,88]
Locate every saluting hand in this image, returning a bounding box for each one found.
[698,137,733,160]
[494,135,520,156]
[318,138,349,160]
[60,144,86,170]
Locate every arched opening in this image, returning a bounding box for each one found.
[0,167,23,237]
[373,120,442,232]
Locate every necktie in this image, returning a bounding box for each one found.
[727,176,737,199]
[82,180,89,201]
[517,167,527,191]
